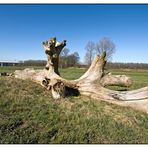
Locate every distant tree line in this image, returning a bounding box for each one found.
[106,62,148,70]
[59,48,80,68]
[19,48,80,68]
[19,60,148,70]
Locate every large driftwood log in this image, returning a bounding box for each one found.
[14,37,148,113]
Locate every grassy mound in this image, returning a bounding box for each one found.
[0,77,148,144]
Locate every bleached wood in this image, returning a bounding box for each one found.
[14,37,148,113]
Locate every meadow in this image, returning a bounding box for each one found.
[0,66,148,144]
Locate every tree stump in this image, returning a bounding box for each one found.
[14,37,148,113]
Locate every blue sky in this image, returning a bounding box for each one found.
[0,4,148,63]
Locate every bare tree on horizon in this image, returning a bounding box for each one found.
[84,41,95,65]
[96,37,116,61]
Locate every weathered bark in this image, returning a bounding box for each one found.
[14,37,148,113]
[42,37,66,75]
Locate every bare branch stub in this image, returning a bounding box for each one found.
[42,37,66,75]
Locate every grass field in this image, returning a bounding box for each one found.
[0,66,148,144]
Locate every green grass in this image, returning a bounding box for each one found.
[0,66,43,73]
[60,67,86,80]
[0,67,148,143]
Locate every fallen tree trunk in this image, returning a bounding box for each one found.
[14,37,148,113]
